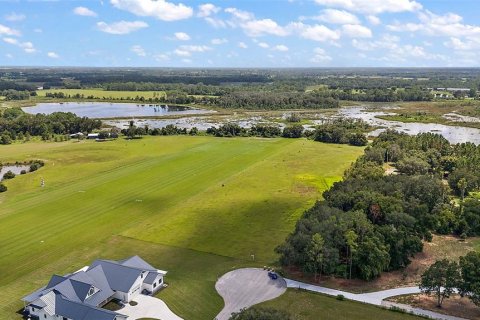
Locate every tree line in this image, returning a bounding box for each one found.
[277,130,480,281]
[0,108,101,143]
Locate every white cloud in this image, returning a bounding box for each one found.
[204,17,227,28]
[314,0,422,14]
[111,0,193,21]
[238,41,248,49]
[311,48,332,63]
[175,44,212,56]
[258,42,269,48]
[225,7,254,21]
[182,58,192,63]
[316,9,359,24]
[174,32,190,41]
[3,37,36,53]
[73,7,97,17]
[5,53,13,59]
[33,28,43,33]
[131,45,146,56]
[291,23,341,42]
[97,21,148,34]
[198,3,220,17]
[367,15,381,25]
[387,10,480,38]
[211,38,228,45]
[47,52,59,59]
[0,24,20,36]
[5,13,26,22]
[241,18,289,37]
[154,53,170,61]
[444,37,480,51]
[342,24,372,38]
[273,44,289,51]
[174,49,191,57]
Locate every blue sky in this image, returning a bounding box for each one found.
[1,0,480,67]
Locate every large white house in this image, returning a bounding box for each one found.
[22,256,167,320]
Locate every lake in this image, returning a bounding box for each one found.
[337,107,480,145]
[22,102,215,119]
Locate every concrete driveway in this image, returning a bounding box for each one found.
[215,268,287,320]
[118,294,183,320]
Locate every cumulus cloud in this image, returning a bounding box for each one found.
[314,0,422,14]
[175,44,212,56]
[242,18,289,37]
[273,44,289,51]
[111,0,193,21]
[131,45,146,56]
[0,24,20,36]
[367,15,381,26]
[174,32,190,40]
[258,42,269,48]
[97,21,148,34]
[388,10,480,38]
[198,3,220,17]
[204,17,227,28]
[3,37,36,53]
[342,24,372,38]
[5,13,26,22]
[238,41,248,49]
[73,7,97,17]
[311,48,332,63]
[47,52,59,58]
[290,23,340,42]
[211,38,228,45]
[316,9,359,24]
[225,7,254,21]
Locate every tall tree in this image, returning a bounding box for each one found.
[420,259,460,308]
[344,230,358,279]
[459,251,480,306]
[307,233,325,282]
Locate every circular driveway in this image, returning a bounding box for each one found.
[215,268,287,320]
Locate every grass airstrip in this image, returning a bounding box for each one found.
[0,136,369,319]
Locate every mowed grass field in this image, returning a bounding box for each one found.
[0,136,363,319]
[36,88,166,100]
[259,290,423,320]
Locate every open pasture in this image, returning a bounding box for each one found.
[0,136,362,319]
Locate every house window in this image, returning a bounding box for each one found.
[32,307,35,312]
[44,315,46,319]
[153,283,157,288]
[63,317,68,320]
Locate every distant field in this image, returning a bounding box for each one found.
[36,88,166,100]
[0,136,362,319]
[259,290,423,320]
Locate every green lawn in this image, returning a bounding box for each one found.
[259,290,423,320]
[36,88,166,100]
[0,136,362,319]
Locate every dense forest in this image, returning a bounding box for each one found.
[277,131,480,280]
[1,68,479,107]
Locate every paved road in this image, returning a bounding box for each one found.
[215,268,287,320]
[119,294,183,320]
[286,279,468,320]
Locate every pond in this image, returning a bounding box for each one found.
[336,107,480,145]
[104,116,282,131]
[0,165,30,181]
[22,102,215,119]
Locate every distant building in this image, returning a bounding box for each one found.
[87,133,99,139]
[22,256,167,320]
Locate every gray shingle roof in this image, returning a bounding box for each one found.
[144,271,159,285]
[88,259,143,293]
[23,255,165,320]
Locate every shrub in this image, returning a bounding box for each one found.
[20,170,27,175]
[0,183,7,192]
[336,294,345,301]
[3,170,15,180]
